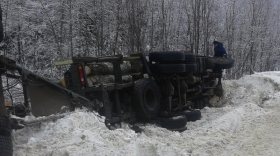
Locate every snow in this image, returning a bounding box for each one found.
[13,71,280,156]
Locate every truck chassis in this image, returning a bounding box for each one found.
[0,52,234,131]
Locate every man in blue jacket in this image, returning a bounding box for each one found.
[213,41,227,57]
[212,41,227,94]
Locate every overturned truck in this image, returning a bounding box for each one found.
[0,52,234,131]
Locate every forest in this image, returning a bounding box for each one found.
[1,0,280,79]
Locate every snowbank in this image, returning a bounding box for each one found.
[13,72,280,156]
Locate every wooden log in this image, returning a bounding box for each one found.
[85,61,142,76]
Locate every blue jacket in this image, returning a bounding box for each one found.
[214,42,227,57]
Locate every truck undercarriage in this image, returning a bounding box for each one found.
[0,52,234,131]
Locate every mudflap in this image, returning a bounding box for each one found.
[25,72,92,117]
[27,82,72,116]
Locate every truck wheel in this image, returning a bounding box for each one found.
[150,64,186,74]
[158,115,187,131]
[149,52,185,63]
[133,79,161,120]
[0,116,12,156]
[181,110,201,122]
[185,64,197,73]
[14,104,27,118]
[185,54,195,64]
[208,57,235,69]
[215,57,234,69]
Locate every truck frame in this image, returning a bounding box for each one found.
[0,52,234,155]
[0,52,234,130]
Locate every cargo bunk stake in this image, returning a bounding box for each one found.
[176,75,182,110]
[21,71,30,114]
[0,70,7,116]
[112,61,122,117]
[113,61,122,84]
[139,53,152,77]
[114,90,122,118]
[101,85,113,128]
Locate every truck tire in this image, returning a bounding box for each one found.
[14,104,27,118]
[185,54,195,64]
[133,79,161,120]
[158,115,187,131]
[195,57,207,73]
[192,98,205,109]
[0,116,12,156]
[150,64,186,74]
[207,57,235,69]
[216,57,234,69]
[181,110,201,122]
[149,52,185,63]
[185,64,197,73]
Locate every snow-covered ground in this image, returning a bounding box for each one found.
[13,72,280,156]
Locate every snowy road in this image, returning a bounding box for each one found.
[228,100,280,156]
[13,72,280,156]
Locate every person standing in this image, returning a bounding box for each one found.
[212,41,227,97]
[213,41,227,57]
